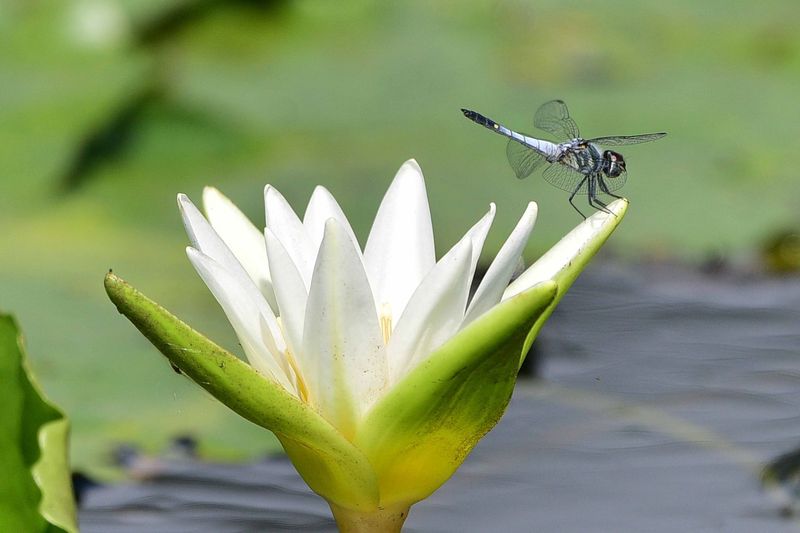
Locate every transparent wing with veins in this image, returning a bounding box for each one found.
[540,165,628,195]
[505,138,548,180]
[587,133,667,146]
[541,164,588,194]
[534,99,581,140]
[597,170,627,193]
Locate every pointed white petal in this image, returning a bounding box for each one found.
[179,193,252,287]
[265,228,308,376]
[264,185,315,287]
[464,202,538,325]
[303,219,385,438]
[462,203,496,280]
[363,159,435,323]
[202,187,277,311]
[303,186,359,253]
[186,247,295,394]
[387,238,474,383]
[178,194,286,352]
[258,314,299,393]
[504,199,626,300]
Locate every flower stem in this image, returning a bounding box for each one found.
[329,503,410,533]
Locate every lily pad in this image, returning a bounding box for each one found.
[0,313,77,533]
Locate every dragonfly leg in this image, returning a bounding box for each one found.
[594,198,615,215]
[598,176,623,200]
[596,177,621,217]
[587,176,613,215]
[569,175,589,219]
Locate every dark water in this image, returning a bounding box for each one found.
[80,262,800,532]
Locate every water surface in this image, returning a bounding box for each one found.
[80,262,800,532]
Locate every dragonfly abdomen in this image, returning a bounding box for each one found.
[461,109,513,136]
[462,108,558,159]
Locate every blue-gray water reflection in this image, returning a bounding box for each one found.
[80,262,800,532]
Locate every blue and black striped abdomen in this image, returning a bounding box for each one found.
[461,108,560,158]
[461,109,513,136]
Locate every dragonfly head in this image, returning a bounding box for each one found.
[603,150,626,178]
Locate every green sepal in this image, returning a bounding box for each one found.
[508,199,629,365]
[354,280,558,508]
[104,272,380,511]
[0,314,77,533]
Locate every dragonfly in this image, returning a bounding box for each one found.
[461,100,666,218]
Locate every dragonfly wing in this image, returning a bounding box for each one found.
[534,99,581,140]
[587,132,667,146]
[506,139,547,180]
[541,163,589,194]
[598,170,627,193]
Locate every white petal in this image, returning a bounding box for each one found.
[265,228,308,376]
[264,185,315,287]
[186,247,295,394]
[387,237,474,383]
[178,194,286,352]
[202,187,277,311]
[302,219,385,437]
[179,193,252,288]
[464,202,538,325]
[504,199,625,299]
[462,203,496,281]
[303,186,359,253]
[363,159,435,324]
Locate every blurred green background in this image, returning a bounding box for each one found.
[2,0,800,477]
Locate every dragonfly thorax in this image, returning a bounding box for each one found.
[559,140,604,175]
[602,150,626,178]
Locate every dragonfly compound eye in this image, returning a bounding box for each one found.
[603,150,625,178]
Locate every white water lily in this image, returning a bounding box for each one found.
[179,160,536,430]
[105,159,627,532]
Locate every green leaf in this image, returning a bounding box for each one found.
[354,280,558,508]
[103,272,380,511]
[0,314,77,533]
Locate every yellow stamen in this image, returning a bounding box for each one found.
[379,303,393,345]
[277,316,311,404]
[286,349,311,404]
